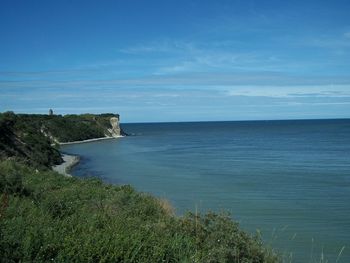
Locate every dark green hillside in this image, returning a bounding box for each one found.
[0,111,126,167]
[0,161,279,262]
[15,112,124,143]
[0,112,62,168]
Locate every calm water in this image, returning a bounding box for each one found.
[63,119,350,262]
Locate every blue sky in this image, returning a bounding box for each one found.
[1,0,350,122]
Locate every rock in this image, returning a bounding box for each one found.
[109,116,121,137]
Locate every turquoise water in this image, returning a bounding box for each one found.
[62,119,350,262]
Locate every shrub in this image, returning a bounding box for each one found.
[0,162,24,195]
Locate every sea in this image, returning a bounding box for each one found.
[62,119,350,262]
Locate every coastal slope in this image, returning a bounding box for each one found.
[16,112,127,143]
[0,111,127,168]
[0,112,62,168]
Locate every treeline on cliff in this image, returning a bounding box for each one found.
[13,112,121,142]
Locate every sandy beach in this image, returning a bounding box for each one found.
[52,154,80,177]
[58,136,123,145]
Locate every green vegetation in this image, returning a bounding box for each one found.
[0,111,280,262]
[13,112,124,142]
[0,112,62,168]
[0,111,125,168]
[0,161,279,262]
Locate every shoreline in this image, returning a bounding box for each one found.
[52,154,80,177]
[53,136,124,176]
[58,136,123,145]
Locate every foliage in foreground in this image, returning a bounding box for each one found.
[0,161,280,262]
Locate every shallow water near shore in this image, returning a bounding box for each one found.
[62,119,350,262]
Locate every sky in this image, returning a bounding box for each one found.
[1,0,350,122]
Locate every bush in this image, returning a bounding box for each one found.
[180,212,278,262]
[0,162,24,195]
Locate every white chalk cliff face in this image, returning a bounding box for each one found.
[108,116,121,137]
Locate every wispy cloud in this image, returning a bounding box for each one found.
[116,33,350,77]
[295,32,350,49]
[118,40,196,54]
[2,71,350,89]
[2,83,349,121]
[225,85,350,98]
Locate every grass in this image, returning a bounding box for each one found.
[0,160,280,262]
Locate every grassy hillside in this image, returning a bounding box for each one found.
[0,161,279,262]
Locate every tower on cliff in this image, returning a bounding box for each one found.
[49,109,53,116]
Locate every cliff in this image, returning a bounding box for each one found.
[109,116,121,137]
[16,112,126,143]
[0,112,127,167]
